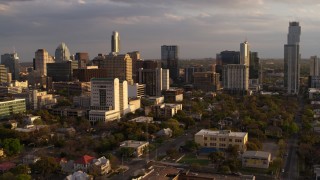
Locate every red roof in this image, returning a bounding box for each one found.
[75,155,95,165]
[0,162,16,171]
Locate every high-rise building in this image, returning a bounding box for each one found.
[0,65,8,83]
[184,66,206,83]
[284,22,301,94]
[127,51,141,81]
[55,42,71,62]
[111,31,120,54]
[161,45,179,81]
[34,49,54,76]
[75,52,89,69]
[222,64,249,95]
[193,72,220,92]
[249,52,260,80]
[47,61,78,82]
[137,68,169,96]
[240,41,250,66]
[101,54,133,84]
[1,53,20,80]
[216,51,240,80]
[310,56,319,76]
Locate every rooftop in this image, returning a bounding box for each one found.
[242,151,271,159]
[120,140,149,148]
[195,129,247,138]
[75,155,95,165]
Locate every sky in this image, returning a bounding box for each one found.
[1,0,320,62]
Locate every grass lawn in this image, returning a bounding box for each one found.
[178,154,210,166]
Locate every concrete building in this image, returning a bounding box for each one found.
[111,31,120,54]
[151,103,182,118]
[55,42,71,62]
[194,129,248,151]
[51,107,86,118]
[34,49,54,76]
[284,22,301,94]
[240,41,250,66]
[161,45,179,81]
[47,61,78,82]
[127,51,141,81]
[249,52,260,80]
[90,156,111,175]
[52,81,91,95]
[1,53,20,80]
[163,88,183,102]
[0,99,26,119]
[101,54,133,84]
[184,66,206,83]
[75,52,89,69]
[222,64,249,95]
[137,68,169,96]
[13,89,57,110]
[0,65,8,83]
[242,151,271,169]
[73,67,108,82]
[120,140,149,157]
[128,83,145,98]
[73,94,91,108]
[193,72,220,92]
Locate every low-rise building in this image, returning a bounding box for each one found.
[143,96,164,105]
[194,129,248,152]
[51,107,86,118]
[66,171,93,180]
[89,110,120,124]
[151,103,182,118]
[13,90,57,110]
[74,155,95,172]
[24,115,41,125]
[155,128,172,137]
[129,98,141,113]
[52,81,91,95]
[73,94,91,108]
[90,156,111,175]
[242,151,271,169]
[163,88,184,102]
[120,140,149,157]
[0,99,26,120]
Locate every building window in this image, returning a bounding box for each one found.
[204,137,207,140]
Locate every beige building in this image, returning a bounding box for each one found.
[222,64,249,95]
[101,54,133,84]
[151,103,182,118]
[34,49,54,76]
[90,156,111,175]
[120,140,149,157]
[194,129,248,151]
[242,151,271,169]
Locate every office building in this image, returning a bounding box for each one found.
[161,45,179,81]
[13,90,57,110]
[193,72,220,92]
[284,22,301,94]
[73,67,108,82]
[184,66,206,83]
[75,52,89,69]
[47,61,78,82]
[55,42,71,62]
[137,68,169,96]
[222,64,249,95]
[310,56,320,76]
[111,31,120,54]
[216,51,240,78]
[151,103,182,118]
[127,51,141,81]
[52,81,91,95]
[0,99,26,119]
[0,65,8,83]
[34,49,54,76]
[249,52,260,80]
[101,54,133,84]
[128,83,145,98]
[194,129,248,151]
[1,53,20,80]
[240,41,250,66]
[163,88,183,102]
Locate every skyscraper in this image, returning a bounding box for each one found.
[284,22,301,94]
[161,45,179,81]
[34,49,54,76]
[55,42,71,62]
[137,68,169,96]
[240,41,250,66]
[1,53,20,80]
[310,56,319,76]
[111,31,120,54]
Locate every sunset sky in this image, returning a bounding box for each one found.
[1,0,319,61]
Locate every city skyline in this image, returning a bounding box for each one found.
[1,0,320,61]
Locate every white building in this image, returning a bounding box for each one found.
[34,49,54,76]
[222,64,249,94]
[284,22,301,94]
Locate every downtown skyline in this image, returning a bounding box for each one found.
[1,0,320,61]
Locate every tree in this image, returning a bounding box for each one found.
[11,164,30,174]
[31,157,59,177]
[208,151,225,165]
[0,172,15,180]
[15,174,32,180]
[118,147,135,158]
[183,140,199,152]
[1,138,23,156]
[166,148,179,159]
[226,145,239,158]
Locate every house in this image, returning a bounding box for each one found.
[23,154,40,164]
[65,171,93,180]
[74,155,95,172]
[265,126,282,138]
[90,156,111,175]
[120,140,149,157]
[242,151,272,169]
[7,120,17,129]
[24,115,41,125]
[155,128,172,138]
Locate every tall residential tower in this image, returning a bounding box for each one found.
[161,45,179,82]
[111,31,120,54]
[284,22,301,94]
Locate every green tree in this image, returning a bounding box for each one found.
[11,164,30,174]
[208,151,225,165]
[183,140,199,152]
[1,138,23,156]
[118,147,135,157]
[31,157,59,177]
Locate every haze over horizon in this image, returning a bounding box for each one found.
[1,0,320,62]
